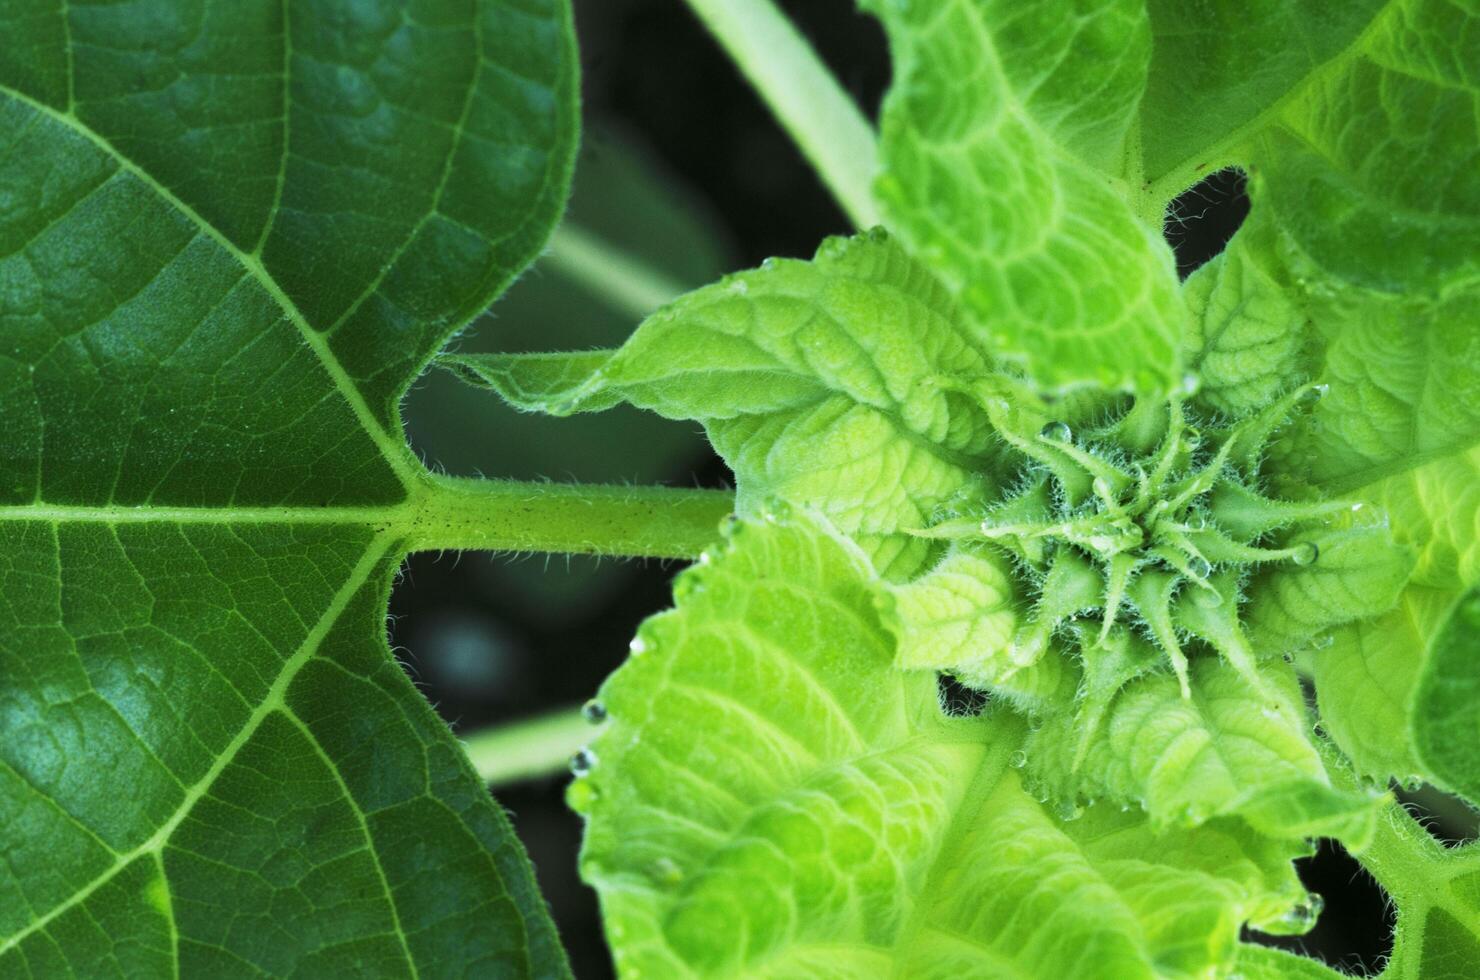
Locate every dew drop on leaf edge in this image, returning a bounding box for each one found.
[581,699,608,724]
[1040,421,1072,443]
[570,748,597,775]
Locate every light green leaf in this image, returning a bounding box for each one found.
[1180,214,1311,418]
[0,0,578,973]
[1027,656,1381,843]
[881,543,1020,685]
[1311,585,1459,783]
[1233,944,1348,980]
[1372,447,1480,590]
[1243,523,1415,654]
[576,513,1318,977]
[1310,448,1479,786]
[446,231,1002,577]
[862,0,1186,394]
[1280,294,1480,495]
[1412,586,1480,804]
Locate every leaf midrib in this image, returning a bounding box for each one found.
[0,81,419,495]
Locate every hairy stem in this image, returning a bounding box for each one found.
[544,224,688,319]
[406,475,734,559]
[683,0,881,229]
[463,708,601,787]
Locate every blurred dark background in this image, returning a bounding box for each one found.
[390,1,1471,975]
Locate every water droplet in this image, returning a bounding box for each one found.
[569,748,597,775]
[1291,541,1319,565]
[1055,801,1083,822]
[1040,421,1072,442]
[1180,372,1201,396]
[1400,776,1424,792]
[1188,556,1212,579]
[1273,893,1325,933]
[629,636,648,656]
[727,279,749,296]
[1350,502,1364,513]
[581,700,608,724]
[1009,750,1028,769]
[698,550,713,565]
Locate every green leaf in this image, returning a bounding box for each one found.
[1144,0,1480,297]
[880,543,1021,685]
[446,231,1002,578]
[576,512,1317,977]
[1310,448,1479,786]
[1372,447,1480,590]
[1138,1,1386,187]
[1278,293,1480,495]
[1311,584,1458,783]
[1026,655,1380,843]
[1180,214,1311,418]
[0,1,578,973]
[1243,523,1415,654]
[1412,586,1480,804]
[862,0,1186,394]
[1233,944,1348,980]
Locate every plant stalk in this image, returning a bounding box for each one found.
[463,708,602,787]
[683,0,882,229]
[406,475,734,559]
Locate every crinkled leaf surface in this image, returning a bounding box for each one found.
[1026,655,1381,843]
[0,1,576,974]
[447,232,1002,578]
[860,0,1185,394]
[575,514,1314,978]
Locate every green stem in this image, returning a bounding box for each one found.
[683,0,881,229]
[544,225,688,319]
[406,475,734,559]
[462,708,601,787]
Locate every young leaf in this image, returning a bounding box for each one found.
[1242,524,1415,654]
[576,513,1318,977]
[0,1,578,973]
[860,0,1186,394]
[446,232,1002,578]
[1025,656,1380,843]
[881,543,1020,685]
[1180,214,1311,417]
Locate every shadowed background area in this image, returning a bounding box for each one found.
[391,1,1469,975]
